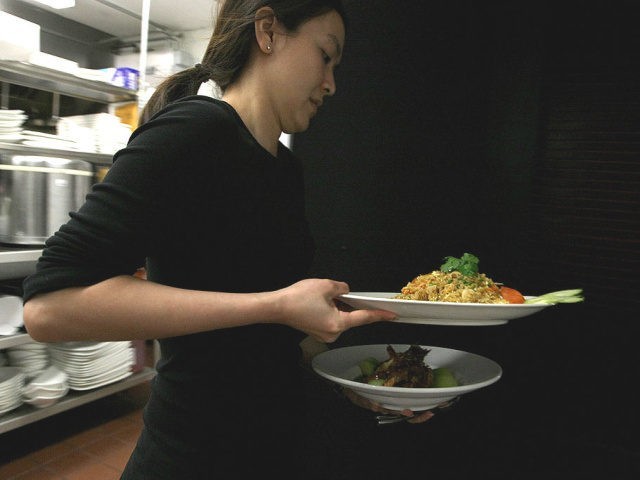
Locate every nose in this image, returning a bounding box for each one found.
[322,70,336,96]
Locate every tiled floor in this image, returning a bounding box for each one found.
[0,344,153,480]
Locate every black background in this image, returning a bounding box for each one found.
[295,1,639,478]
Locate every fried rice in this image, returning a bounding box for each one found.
[395,270,507,303]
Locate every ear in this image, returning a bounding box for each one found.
[254,6,276,54]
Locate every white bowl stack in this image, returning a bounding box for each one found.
[48,341,135,391]
[22,365,69,408]
[0,366,26,415]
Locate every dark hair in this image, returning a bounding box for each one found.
[139,0,347,125]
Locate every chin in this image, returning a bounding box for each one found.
[288,121,310,134]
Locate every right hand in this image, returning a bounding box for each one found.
[272,278,397,343]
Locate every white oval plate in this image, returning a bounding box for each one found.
[312,344,502,411]
[338,292,550,326]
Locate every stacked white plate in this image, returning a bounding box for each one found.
[0,366,25,415]
[5,342,50,380]
[48,341,134,391]
[0,294,23,336]
[22,365,69,408]
[19,130,85,151]
[0,109,27,142]
[57,113,131,154]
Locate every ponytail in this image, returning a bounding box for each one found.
[138,66,211,125]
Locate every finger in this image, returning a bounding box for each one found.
[340,308,397,327]
[327,280,349,297]
[406,410,435,424]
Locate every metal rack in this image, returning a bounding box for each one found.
[0,250,156,434]
[0,333,155,434]
[0,141,115,167]
[0,60,154,435]
[0,247,41,281]
[0,60,137,105]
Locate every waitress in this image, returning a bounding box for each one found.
[20,1,431,479]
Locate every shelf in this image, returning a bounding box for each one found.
[0,334,158,434]
[0,247,41,280]
[0,247,41,263]
[0,333,31,349]
[0,142,114,166]
[0,59,151,437]
[0,60,137,104]
[0,367,156,434]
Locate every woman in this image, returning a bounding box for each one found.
[22,1,430,478]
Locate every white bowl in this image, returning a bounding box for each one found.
[312,344,502,411]
[22,383,68,397]
[26,365,68,387]
[23,394,66,408]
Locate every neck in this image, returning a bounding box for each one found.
[222,85,281,157]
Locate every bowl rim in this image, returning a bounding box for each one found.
[311,343,502,393]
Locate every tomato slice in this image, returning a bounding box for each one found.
[500,286,525,304]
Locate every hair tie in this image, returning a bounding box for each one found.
[194,63,212,83]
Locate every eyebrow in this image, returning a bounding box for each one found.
[327,33,342,59]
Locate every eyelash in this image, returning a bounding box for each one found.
[321,50,331,64]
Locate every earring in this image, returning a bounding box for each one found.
[266,43,272,52]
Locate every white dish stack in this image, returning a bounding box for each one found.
[0,366,26,415]
[5,342,49,380]
[0,295,24,336]
[22,365,69,408]
[48,341,135,391]
[19,130,85,151]
[0,110,27,142]
[57,113,132,154]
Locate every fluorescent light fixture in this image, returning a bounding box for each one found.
[28,0,75,9]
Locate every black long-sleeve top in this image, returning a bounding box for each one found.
[23,97,316,478]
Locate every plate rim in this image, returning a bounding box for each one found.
[340,291,546,308]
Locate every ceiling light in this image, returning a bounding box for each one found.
[28,0,75,9]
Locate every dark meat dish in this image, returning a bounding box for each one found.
[363,345,434,388]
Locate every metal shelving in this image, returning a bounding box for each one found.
[0,253,156,435]
[0,60,137,104]
[0,365,155,434]
[0,247,41,281]
[0,62,152,435]
[0,141,114,167]
[0,333,156,434]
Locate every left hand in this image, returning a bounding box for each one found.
[342,387,436,424]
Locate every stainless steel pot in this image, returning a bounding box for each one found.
[0,153,93,246]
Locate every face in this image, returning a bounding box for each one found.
[268,10,345,134]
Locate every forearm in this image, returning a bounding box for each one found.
[23,275,277,342]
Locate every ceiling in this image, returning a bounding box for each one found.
[17,0,218,38]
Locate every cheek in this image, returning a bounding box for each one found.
[289,53,325,88]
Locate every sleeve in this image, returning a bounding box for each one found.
[22,98,237,301]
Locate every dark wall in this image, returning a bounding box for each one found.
[295,1,543,292]
[296,1,639,478]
